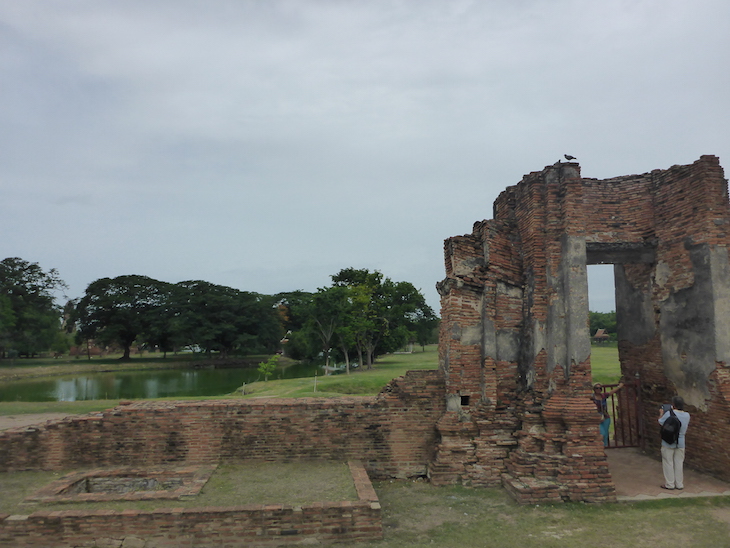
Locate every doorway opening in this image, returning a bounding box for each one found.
[587,264,641,448]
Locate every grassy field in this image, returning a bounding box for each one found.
[243,344,618,398]
[0,399,120,417]
[237,347,439,399]
[0,461,356,515]
[353,480,730,548]
[590,344,621,385]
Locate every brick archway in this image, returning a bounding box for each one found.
[434,156,730,503]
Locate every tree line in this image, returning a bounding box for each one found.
[72,275,282,360]
[589,311,617,341]
[0,258,439,366]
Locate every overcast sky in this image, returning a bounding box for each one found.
[2,0,728,314]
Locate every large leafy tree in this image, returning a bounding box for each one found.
[273,291,316,361]
[171,281,281,357]
[73,276,282,360]
[301,285,352,372]
[386,279,439,351]
[143,285,181,358]
[331,268,385,368]
[0,294,15,357]
[274,291,314,333]
[73,275,171,360]
[330,268,437,368]
[411,306,440,350]
[0,257,68,358]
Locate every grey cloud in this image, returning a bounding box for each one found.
[1,0,728,312]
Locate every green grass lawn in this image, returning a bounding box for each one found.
[4,468,730,547]
[351,481,730,548]
[590,344,621,385]
[0,399,119,417]
[238,347,439,399]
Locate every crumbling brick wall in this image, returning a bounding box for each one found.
[435,155,730,503]
[0,370,444,480]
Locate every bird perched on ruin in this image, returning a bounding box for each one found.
[564,154,576,161]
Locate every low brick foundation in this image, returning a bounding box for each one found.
[0,371,439,545]
[24,464,217,504]
[0,370,445,480]
[0,461,382,548]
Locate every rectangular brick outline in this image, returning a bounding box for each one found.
[1,461,383,546]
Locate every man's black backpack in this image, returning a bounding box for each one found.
[661,408,681,445]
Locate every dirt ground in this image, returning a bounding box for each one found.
[0,413,77,431]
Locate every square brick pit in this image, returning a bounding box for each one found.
[23,464,217,503]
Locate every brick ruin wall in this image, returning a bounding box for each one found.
[0,370,444,475]
[0,370,443,547]
[435,155,730,503]
[612,158,730,478]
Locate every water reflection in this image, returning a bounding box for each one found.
[0,362,322,402]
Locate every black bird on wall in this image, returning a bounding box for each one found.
[564,154,576,161]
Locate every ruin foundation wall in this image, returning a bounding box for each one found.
[0,371,441,546]
[0,461,382,548]
[0,370,444,479]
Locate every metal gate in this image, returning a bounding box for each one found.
[601,379,643,448]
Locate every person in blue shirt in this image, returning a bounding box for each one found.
[591,381,624,447]
[658,396,691,490]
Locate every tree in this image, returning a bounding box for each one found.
[333,297,358,374]
[273,291,315,360]
[330,268,437,367]
[0,294,16,357]
[257,355,279,381]
[388,279,438,351]
[346,284,374,369]
[413,311,439,350]
[73,275,170,360]
[274,291,314,332]
[301,286,352,372]
[143,285,179,358]
[171,281,282,357]
[50,329,72,357]
[0,257,68,358]
[331,268,384,369]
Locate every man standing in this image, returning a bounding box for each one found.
[658,396,691,490]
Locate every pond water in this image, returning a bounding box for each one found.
[0,362,321,402]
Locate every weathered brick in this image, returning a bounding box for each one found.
[435,156,730,504]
